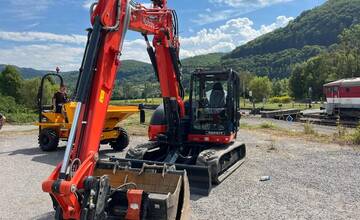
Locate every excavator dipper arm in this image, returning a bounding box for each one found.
[42,0,184,219]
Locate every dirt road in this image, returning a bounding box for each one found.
[0,122,359,219]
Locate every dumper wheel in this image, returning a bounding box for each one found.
[55,205,63,220]
[110,127,129,151]
[38,128,59,151]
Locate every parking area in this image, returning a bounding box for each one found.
[0,122,359,220]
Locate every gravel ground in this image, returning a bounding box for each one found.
[0,121,359,220]
[241,115,344,135]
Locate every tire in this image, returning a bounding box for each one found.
[55,205,63,220]
[110,127,129,151]
[38,128,59,151]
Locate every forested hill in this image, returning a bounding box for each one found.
[220,0,360,78]
[2,0,360,100]
[0,60,153,82]
[0,64,48,79]
[225,0,360,59]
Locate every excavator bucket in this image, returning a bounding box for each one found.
[109,158,212,196]
[77,160,193,220]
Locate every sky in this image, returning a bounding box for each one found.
[0,0,326,71]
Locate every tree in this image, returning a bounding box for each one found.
[238,71,254,97]
[289,24,360,100]
[272,78,289,96]
[248,76,272,102]
[142,82,152,102]
[0,65,24,100]
[338,24,360,77]
[19,78,58,109]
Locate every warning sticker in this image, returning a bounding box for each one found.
[99,90,105,103]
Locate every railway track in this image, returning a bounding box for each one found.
[300,116,358,128]
[259,108,359,128]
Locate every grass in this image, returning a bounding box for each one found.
[240,100,322,110]
[259,122,276,129]
[338,125,360,146]
[303,122,318,135]
[112,98,322,111]
[111,98,163,105]
[118,110,154,136]
[350,126,360,145]
[5,112,37,124]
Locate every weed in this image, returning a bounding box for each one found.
[118,110,153,136]
[350,125,360,145]
[303,122,317,135]
[337,125,347,137]
[259,122,276,129]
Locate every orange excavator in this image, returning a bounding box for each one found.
[42,0,246,219]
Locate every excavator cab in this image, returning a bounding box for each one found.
[189,70,240,141]
[127,69,245,195]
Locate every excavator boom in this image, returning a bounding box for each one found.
[42,1,190,219]
[42,0,246,218]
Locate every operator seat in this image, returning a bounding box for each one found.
[209,82,226,108]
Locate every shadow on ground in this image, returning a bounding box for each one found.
[31,211,54,220]
[3,145,66,166]
[2,144,127,167]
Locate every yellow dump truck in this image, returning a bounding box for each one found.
[36,73,143,151]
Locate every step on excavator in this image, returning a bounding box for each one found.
[42,0,246,219]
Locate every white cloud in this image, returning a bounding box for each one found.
[0,44,84,71]
[0,31,87,45]
[194,0,295,25]
[83,0,96,9]
[210,0,294,7]
[0,39,149,71]
[181,15,293,58]
[4,0,52,20]
[0,16,293,70]
[193,9,238,25]
[122,39,149,62]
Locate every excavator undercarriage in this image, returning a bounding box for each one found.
[125,141,246,195]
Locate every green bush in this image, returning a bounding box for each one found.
[303,122,317,135]
[0,93,37,123]
[350,125,360,145]
[248,76,272,102]
[269,95,292,104]
[6,112,37,124]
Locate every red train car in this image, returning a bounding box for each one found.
[324,78,360,118]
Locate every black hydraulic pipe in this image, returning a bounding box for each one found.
[143,34,160,82]
[168,47,181,82]
[75,16,103,103]
[73,28,93,100]
[168,46,185,98]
